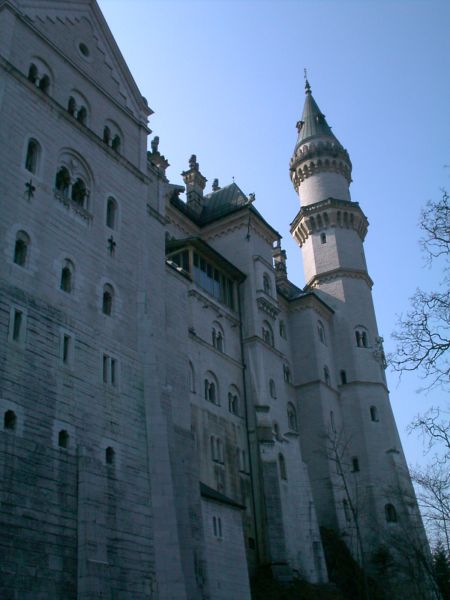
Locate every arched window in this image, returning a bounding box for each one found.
[317,320,326,344]
[25,139,40,174]
[204,372,219,405]
[228,387,240,416]
[103,126,111,145]
[39,74,50,94]
[77,106,87,125]
[14,231,30,267]
[55,166,70,197]
[330,410,336,433]
[279,320,286,339]
[58,430,69,448]
[269,378,277,399]
[287,402,298,431]
[370,405,379,422]
[60,259,74,293]
[385,503,398,523]
[28,63,38,84]
[320,232,327,244]
[278,453,287,480]
[71,178,87,207]
[112,135,121,152]
[283,364,291,383]
[106,197,117,229]
[263,273,271,295]
[323,365,330,386]
[212,322,224,352]
[4,409,16,431]
[102,284,114,316]
[68,97,77,116]
[262,321,274,347]
[188,361,195,393]
[105,446,115,465]
[355,327,369,348]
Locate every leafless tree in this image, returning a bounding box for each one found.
[391,190,449,390]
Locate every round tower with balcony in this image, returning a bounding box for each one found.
[288,80,430,588]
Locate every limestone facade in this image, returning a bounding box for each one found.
[0,1,429,599]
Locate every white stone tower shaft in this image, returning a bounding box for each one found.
[289,81,429,574]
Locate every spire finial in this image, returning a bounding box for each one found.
[304,68,311,94]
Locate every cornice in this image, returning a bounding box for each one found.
[306,268,373,290]
[256,296,280,319]
[290,198,369,247]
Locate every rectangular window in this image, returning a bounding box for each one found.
[61,331,74,366]
[12,310,22,341]
[9,306,27,345]
[102,354,118,387]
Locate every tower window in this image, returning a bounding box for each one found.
[71,178,87,207]
[58,429,69,448]
[39,75,50,94]
[106,197,117,229]
[323,365,330,386]
[228,391,239,416]
[283,364,291,383]
[269,378,277,399]
[279,320,286,339]
[320,232,327,244]
[105,446,115,465]
[55,166,71,197]
[212,324,224,352]
[102,284,114,316]
[340,370,347,385]
[370,405,379,422]
[111,135,121,152]
[60,260,74,293]
[62,333,73,365]
[12,310,23,341]
[28,63,38,84]
[14,231,30,267]
[204,373,219,405]
[77,106,87,125]
[278,453,287,480]
[103,126,111,145]
[385,503,398,523]
[68,97,77,116]
[355,328,369,348]
[4,410,17,431]
[287,402,298,431]
[25,139,40,174]
[317,320,326,344]
[351,457,360,472]
[213,516,223,538]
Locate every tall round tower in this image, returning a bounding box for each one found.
[289,80,431,592]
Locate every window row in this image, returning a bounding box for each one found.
[169,249,236,310]
[342,499,398,525]
[2,410,116,464]
[27,61,123,152]
[329,406,380,434]
[24,140,120,229]
[203,374,241,417]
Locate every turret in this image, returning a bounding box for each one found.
[290,79,352,207]
[181,154,207,215]
[289,81,369,288]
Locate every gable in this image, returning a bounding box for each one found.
[16,0,149,118]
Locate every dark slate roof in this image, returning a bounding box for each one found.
[202,182,250,221]
[170,182,280,238]
[295,81,339,149]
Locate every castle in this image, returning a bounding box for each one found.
[0,1,431,599]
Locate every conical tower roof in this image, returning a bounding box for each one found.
[295,80,339,149]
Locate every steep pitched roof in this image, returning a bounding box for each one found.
[202,182,251,222]
[15,0,150,119]
[295,80,339,149]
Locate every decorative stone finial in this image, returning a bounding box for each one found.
[151,136,159,154]
[273,240,287,278]
[189,154,199,171]
[212,178,220,192]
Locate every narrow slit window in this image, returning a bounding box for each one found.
[4,410,17,431]
[12,310,23,341]
[25,139,40,174]
[105,446,115,465]
[58,430,69,448]
[14,231,30,267]
[62,334,71,364]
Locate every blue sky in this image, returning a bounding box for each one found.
[98,0,449,466]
